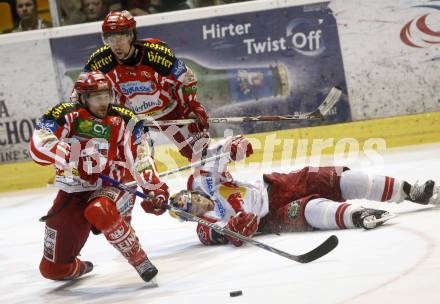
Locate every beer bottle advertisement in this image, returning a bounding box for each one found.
[52,1,351,134]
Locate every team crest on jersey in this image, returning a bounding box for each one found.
[120,81,157,95]
[125,71,137,77]
[74,119,111,140]
[142,71,151,79]
[110,117,121,125]
[287,200,301,219]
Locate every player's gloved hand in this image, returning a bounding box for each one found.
[226,211,258,247]
[141,184,169,216]
[191,105,209,131]
[183,100,209,133]
[226,135,253,161]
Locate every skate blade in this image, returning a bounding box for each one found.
[371,212,397,225]
[143,277,159,289]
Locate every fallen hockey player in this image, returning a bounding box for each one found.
[167,135,439,246]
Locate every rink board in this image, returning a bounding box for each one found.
[1,111,439,192]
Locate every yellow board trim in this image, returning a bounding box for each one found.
[1,112,440,192]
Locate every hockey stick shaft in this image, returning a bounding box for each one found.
[124,152,231,187]
[100,174,338,263]
[143,87,342,127]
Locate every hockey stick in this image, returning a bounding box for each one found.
[143,87,342,127]
[99,174,339,263]
[123,152,231,187]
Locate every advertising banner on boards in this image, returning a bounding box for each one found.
[51,2,351,136]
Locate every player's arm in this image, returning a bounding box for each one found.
[173,60,209,131]
[29,103,74,166]
[118,109,169,215]
[194,135,254,176]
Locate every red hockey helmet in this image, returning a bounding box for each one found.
[74,71,110,95]
[102,10,136,34]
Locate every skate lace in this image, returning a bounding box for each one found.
[409,182,426,201]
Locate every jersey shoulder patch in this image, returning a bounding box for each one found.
[108,104,139,124]
[140,39,176,76]
[85,46,117,74]
[42,102,80,125]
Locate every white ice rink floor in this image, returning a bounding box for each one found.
[1,143,439,304]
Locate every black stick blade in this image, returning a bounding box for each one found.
[295,235,339,263]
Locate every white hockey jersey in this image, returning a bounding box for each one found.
[187,137,270,226]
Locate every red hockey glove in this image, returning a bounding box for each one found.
[191,105,209,131]
[227,135,253,161]
[183,100,209,132]
[141,183,170,216]
[226,212,258,247]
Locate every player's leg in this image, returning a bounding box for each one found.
[261,193,391,233]
[304,197,391,230]
[89,185,135,224]
[83,191,158,282]
[263,166,346,213]
[259,195,316,234]
[340,170,438,205]
[39,191,93,280]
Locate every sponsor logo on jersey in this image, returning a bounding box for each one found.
[206,176,226,217]
[74,119,111,140]
[112,106,138,121]
[171,59,187,79]
[147,51,173,68]
[120,81,157,96]
[37,118,57,132]
[46,103,75,119]
[287,200,300,219]
[144,41,174,57]
[131,99,163,114]
[89,54,113,71]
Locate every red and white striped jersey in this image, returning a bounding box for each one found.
[29,102,155,193]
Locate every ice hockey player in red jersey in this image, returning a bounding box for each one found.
[30,71,169,282]
[168,136,440,246]
[82,10,209,163]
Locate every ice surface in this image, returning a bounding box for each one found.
[1,143,439,304]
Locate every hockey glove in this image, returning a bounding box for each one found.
[141,183,170,216]
[225,135,253,162]
[226,212,258,247]
[191,104,209,131]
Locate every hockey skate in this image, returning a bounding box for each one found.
[406,180,436,205]
[78,261,94,278]
[133,258,158,283]
[352,208,395,230]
